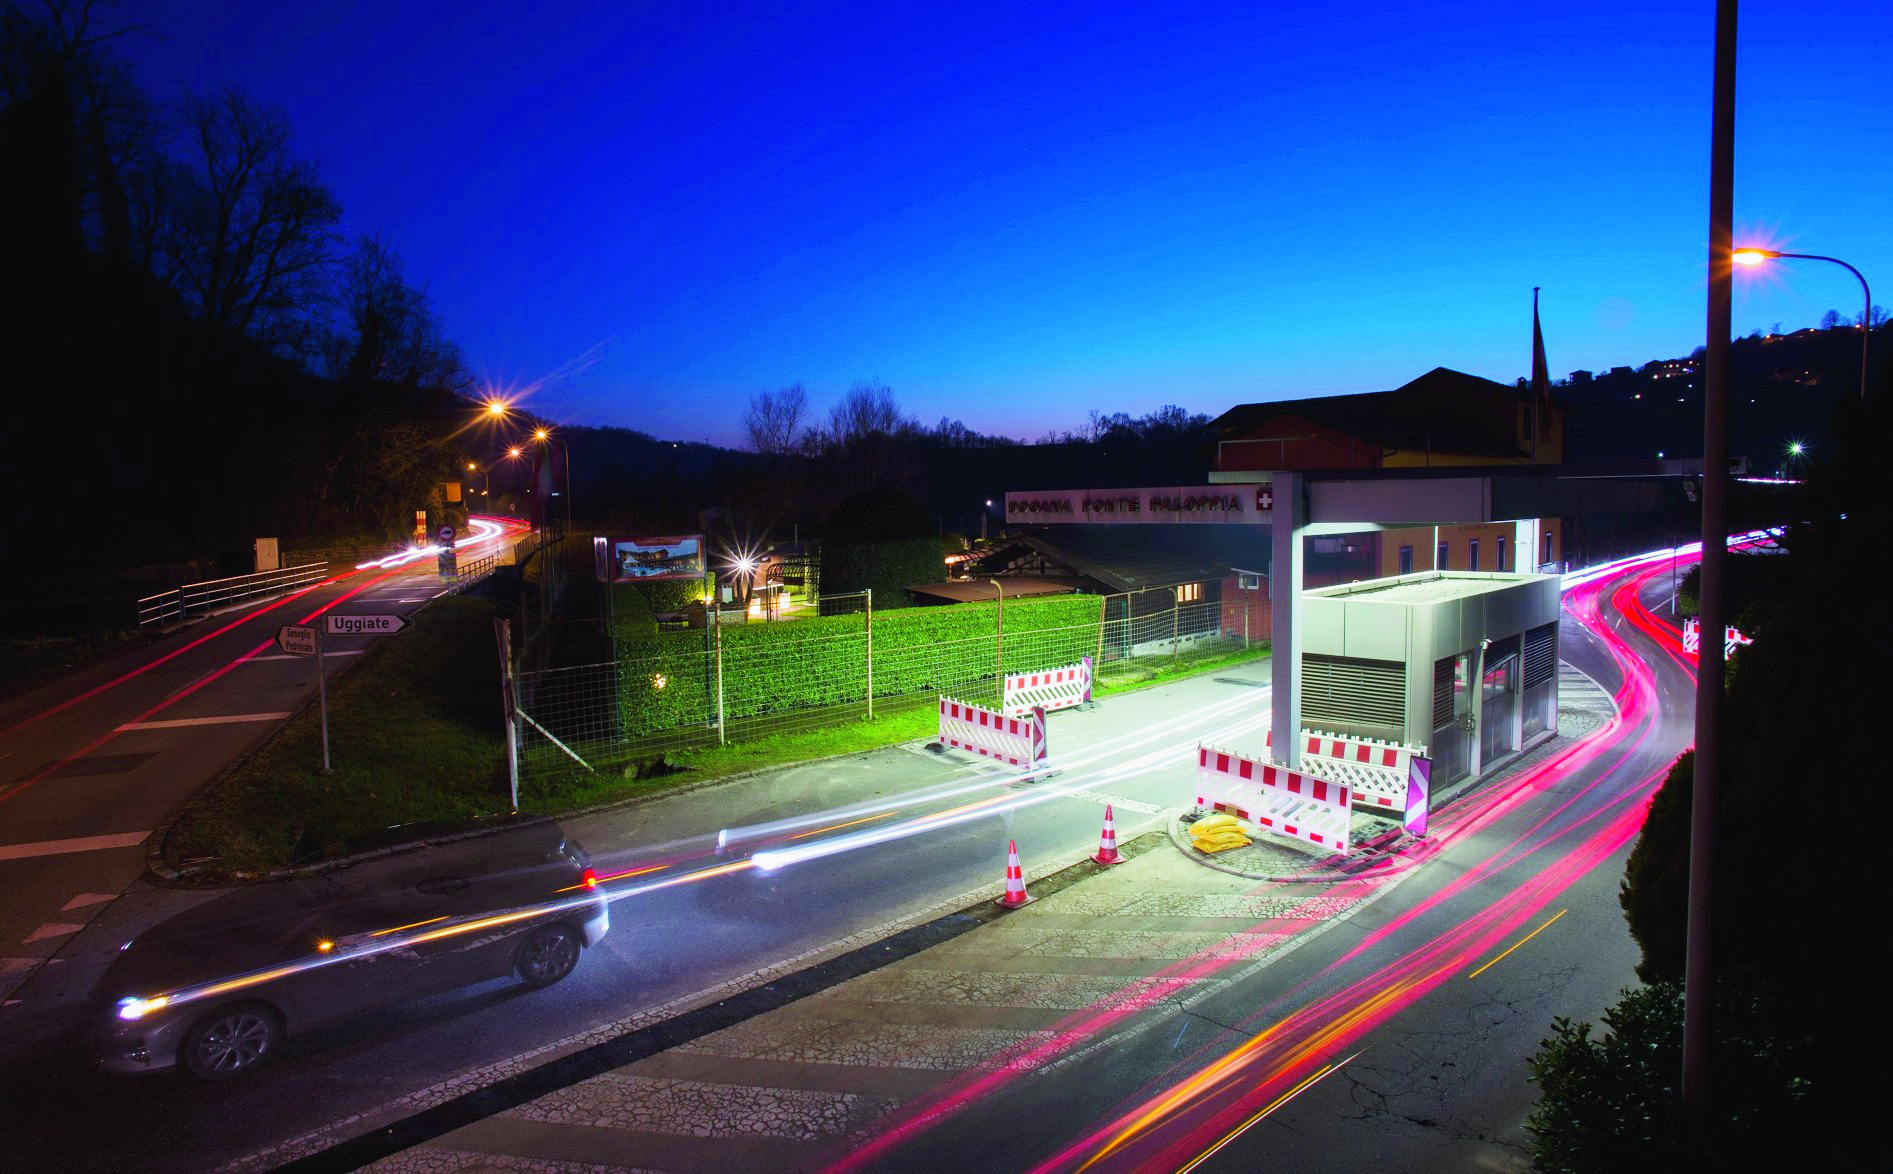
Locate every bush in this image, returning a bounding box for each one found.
[1526,976,1813,1172]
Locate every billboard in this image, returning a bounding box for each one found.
[611,535,706,582]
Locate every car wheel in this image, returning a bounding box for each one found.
[181,1003,281,1079]
[515,923,582,988]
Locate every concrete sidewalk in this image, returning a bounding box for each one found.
[344,665,1615,1173]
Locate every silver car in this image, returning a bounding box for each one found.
[98,824,609,1079]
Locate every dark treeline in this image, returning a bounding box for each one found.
[1559,321,1890,469]
[2,1,477,584]
[730,378,1213,546]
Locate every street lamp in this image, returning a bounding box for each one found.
[531,427,574,540]
[1733,248,1873,400]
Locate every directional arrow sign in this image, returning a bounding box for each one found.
[326,613,411,637]
[277,625,318,656]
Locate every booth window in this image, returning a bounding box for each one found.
[1468,539,1480,572]
[1398,545,1414,574]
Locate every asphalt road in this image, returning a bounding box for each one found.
[0,516,528,1008]
[846,555,1697,1172]
[0,552,1696,1173]
[0,646,1279,1171]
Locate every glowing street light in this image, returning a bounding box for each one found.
[485,400,508,418]
[1733,247,1873,401]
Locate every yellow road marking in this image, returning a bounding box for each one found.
[1468,909,1568,980]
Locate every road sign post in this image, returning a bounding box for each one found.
[276,624,329,773]
[495,617,518,812]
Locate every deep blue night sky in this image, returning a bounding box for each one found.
[119,2,1891,446]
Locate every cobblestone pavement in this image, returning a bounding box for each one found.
[348,668,1616,1174]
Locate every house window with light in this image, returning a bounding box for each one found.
[1175,582,1202,603]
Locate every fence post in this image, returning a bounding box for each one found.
[1095,594,1107,669]
[714,601,726,745]
[1244,595,1250,650]
[1172,595,1180,662]
[495,618,518,811]
[992,579,1005,684]
[865,588,874,720]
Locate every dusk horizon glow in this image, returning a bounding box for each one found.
[119,1,1891,446]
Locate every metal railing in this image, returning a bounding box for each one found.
[137,562,330,629]
[443,553,499,595]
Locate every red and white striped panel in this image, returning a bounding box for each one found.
[1682,616,1751,660]
[1264,727,1422,810]
[939,696,1048,771]
[1194,745,1351,853]
[1002,655,1093,716]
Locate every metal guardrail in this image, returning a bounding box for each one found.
[136,561,330,629]
[442,553,499,595]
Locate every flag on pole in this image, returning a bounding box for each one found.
[1530,287,1553,458]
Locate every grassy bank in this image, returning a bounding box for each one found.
[165,595,517,875]
[0,627,154,704]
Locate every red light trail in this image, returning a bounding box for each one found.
[831,549,1701,1173]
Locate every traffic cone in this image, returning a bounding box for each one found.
[1093,804,1122,865]
[995,839,1033,908]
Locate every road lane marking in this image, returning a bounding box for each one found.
[0,831,150,861]
[1468,908,1568,979]
[23,922,84,944]
[1172,1052,1362,1174]
[248,650,366,662]
[115,711,292,731]
[61,893,117,911]
[1058,789,1165,815]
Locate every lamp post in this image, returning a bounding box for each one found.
[1733,248,1874,401]
[533,428,574,541]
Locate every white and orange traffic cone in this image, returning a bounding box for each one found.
[1093,804,1122,865]
[995,839,1033,908]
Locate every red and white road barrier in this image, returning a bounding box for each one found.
[1264,727,1427,811]
[938,696,1048,772]
[996,839,1033,908]
[1002,656,1094,716]
[1682,615,1752,659]
[1195,745,1352,853]
[1093,803,1122,865]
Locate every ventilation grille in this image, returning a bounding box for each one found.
[1303,655,1405,731]
[1433,657,1455,727]
[1524,622,1558,688]
[1487,634,1519,666]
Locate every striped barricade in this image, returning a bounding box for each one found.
[1683,616,1752,659]
[1264,727,1427,812]
[1194,745,1351,853]
[1002,656,1093,717]
[939,696,1048,773]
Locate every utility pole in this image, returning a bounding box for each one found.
[1683,0,1737,1144]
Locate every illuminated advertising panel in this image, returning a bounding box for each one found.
[613,535,706,582]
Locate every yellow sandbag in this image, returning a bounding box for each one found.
[1193,832,1252,853]
[1192,813,1241,835]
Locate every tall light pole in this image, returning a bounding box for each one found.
[1733,248,1874,401]
[533,427,574,540]
[1685,0,1737,1141]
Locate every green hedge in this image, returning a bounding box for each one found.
[818,537,942,610]
[613,594,1103,737]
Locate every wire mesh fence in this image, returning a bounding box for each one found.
[511,594,1258,784]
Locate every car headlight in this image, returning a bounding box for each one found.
[116,995,168,1021]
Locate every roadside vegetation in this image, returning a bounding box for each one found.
[164,595,516,876]
[1525,393,1880,1170]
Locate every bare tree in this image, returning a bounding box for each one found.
[158,84,340,356]
[325,232,468,391]
[743,382,808,455]
[824,378,917,493]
